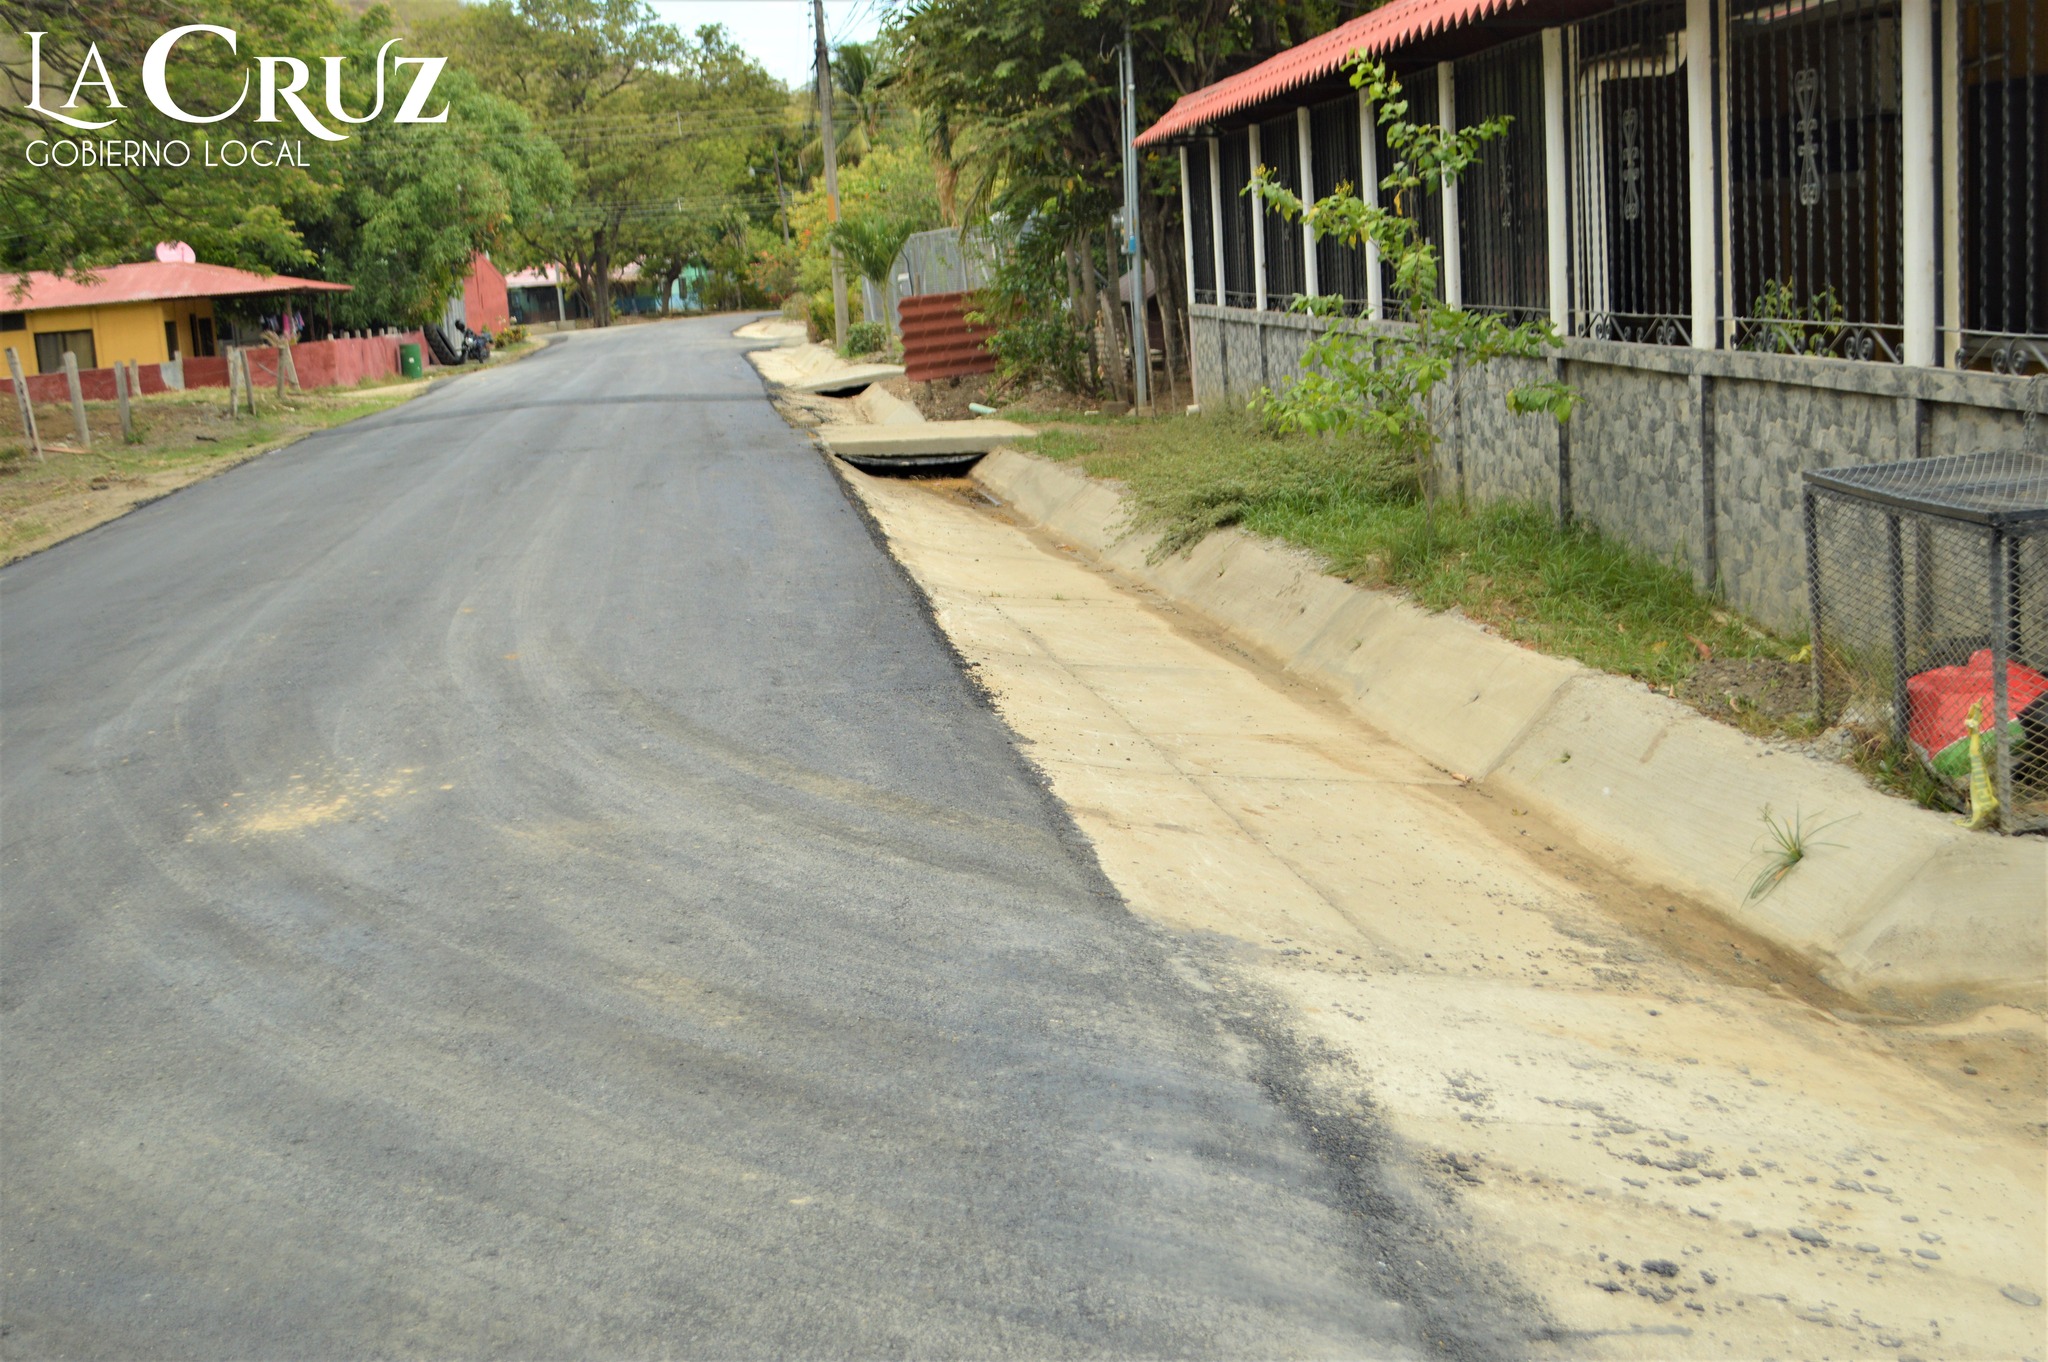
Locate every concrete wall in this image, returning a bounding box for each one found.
[4,331,430,402]
[462,255,512,334]
[1190,303,2048,632]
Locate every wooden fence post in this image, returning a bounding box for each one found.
[6,346,42,461]
[114,359,134,443]
[279,345,300,393]
[62,351,90,450]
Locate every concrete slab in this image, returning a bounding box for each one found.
[817,420,1036,459]
[748,342,904,394]
[732,317,808,347]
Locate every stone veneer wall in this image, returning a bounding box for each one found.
[1189,304,2047,633]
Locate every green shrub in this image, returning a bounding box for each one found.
[842,320,888,356]
[803,289,864,344]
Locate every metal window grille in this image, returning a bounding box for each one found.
[1955,0,2047,373]
[1260,114,1309,306]
[1456,36,1550,321]
[1187,145,1218,305]
[1308,95,1373,312]
[1377,67,1448,317]
[1728,0,1904,361]
[1805,451,2048,832]
[1220,128,1258,308]
[1570,0,1695,344]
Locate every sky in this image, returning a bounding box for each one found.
[648,1,891,90]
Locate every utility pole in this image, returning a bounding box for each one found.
[774,154,790,244]
[814,0,848,350]
[1120,20,1150,410]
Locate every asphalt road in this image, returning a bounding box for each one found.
[1,320,1506,1359]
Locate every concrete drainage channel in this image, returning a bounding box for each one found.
[963,449,2047,1018]
[741,323,1034,476]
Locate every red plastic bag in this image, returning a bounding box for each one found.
[1906,648,2048,759]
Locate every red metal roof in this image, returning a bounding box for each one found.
[1135,0,1534,146]
[5,261,350,313]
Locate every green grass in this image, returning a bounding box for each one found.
[1020,408,1802,693]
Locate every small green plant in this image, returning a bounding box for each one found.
[842,320,889,357]
[497,322,529,346]
[1744,804,1854,902]
[1747,280,1846,356]
[1248,58,1577,532]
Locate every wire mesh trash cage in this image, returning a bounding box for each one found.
[1804,450,2048,832]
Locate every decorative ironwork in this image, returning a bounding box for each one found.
[1793,68,1824,206]
[1620,109,1643,222]
[1959,335,2048,376]
[1569,0,1692,345]
[1728,0,1903,363]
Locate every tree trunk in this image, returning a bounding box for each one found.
[1142,199,1182,405]
[1076,233,1103,396]
[1102,222,1135,405]
[1099,291,1130,406]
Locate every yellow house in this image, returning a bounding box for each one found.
[1,260,350,376]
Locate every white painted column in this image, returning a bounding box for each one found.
[1438,61,1462,309]
[1685,0,1718,349]
[1359,90,1384,320]
[1939,0,1962,363]
[1899,0,1937,367]
[1249,122,1268,311]
[1179,144,1198,310]
[1208,137,1226,307]
[1542,27,1570,335]
[1297,106,1320,297]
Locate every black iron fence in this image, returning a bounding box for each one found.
[1726,0,1903,361]
[1956,0,2047,373]
[1187,144,1217,306]
[1220,128,1257,309]
[1458,35,1550,322]
[1570,0,1694,344]
[1309,94,1374,312]
[1184,0,2046,374]
[1258,115,1309,305]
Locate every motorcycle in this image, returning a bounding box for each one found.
[457,323,493,364]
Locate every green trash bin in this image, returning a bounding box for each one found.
[399,342,424,379]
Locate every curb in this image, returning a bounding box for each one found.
[971,449,2047,1016]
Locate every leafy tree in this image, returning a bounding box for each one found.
[427,0,779,324]
[1249,59,1576,524]
[0,0,346,277]
[303,70,571,327]
[893,0,1370,397]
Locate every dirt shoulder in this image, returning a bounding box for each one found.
[1,340,546,567]
[837,464,2047,1361]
